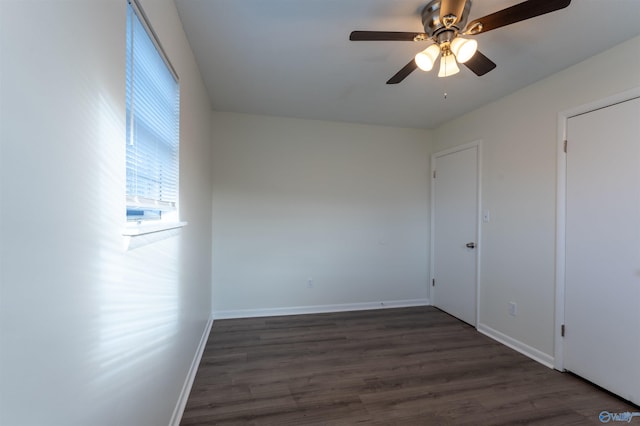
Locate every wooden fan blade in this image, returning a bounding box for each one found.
[386,59,418,84]
[464,0,571,35]
[349,31,424,41]
[463,50,496,76]
[440,0,467,25]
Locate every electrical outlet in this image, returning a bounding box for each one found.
[508,302,517,317]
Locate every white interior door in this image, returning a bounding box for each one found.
[564,96,640,405]
[432,143,479,326]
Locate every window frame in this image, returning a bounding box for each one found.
[123,0,185,237]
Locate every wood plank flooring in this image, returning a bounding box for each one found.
[181,306,637,425]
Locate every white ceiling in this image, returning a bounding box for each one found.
[175,0,640,129]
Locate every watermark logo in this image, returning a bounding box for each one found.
[599,411,640,423]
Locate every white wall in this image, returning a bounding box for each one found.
[433,36,640,359]
[211,112,432,316]
[0,1,212,425]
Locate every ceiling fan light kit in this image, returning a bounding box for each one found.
[349,0,572,84]
[438,51,460,77]
[415,44,441,71]
[450,37,477,64]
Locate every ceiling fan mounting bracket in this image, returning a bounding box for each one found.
[464,21,483,35]
[442,14,457,28]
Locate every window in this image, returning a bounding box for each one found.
[126,0,179,225]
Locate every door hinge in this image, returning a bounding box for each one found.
[563,140,567,153]
[561,324,565,337]
[432,278,435,287]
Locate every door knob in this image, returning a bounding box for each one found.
[466,242,476,249]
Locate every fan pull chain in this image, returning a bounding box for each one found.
[442,72,448,100]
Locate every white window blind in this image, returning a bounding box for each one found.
[126,0,179,221]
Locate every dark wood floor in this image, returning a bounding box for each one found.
[181,306,636,425]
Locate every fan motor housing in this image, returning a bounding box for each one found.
[421,0,472,38]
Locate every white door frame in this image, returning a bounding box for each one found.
[430,140,482,327]
[554,87,640,371]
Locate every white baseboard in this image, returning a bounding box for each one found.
[169,317,214,426]
[213,298,431,320]
[477,323,554,369]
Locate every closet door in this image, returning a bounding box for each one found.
[564,96,640,404]
[432,143,479,326]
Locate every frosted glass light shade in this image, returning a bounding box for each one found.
[415,44,441,71]
[450,37,478,64]
[438,53,460,77]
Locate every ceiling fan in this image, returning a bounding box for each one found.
[349,0,571,84]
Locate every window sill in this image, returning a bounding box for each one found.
[122,221,187,250]
[122,221,187,237]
